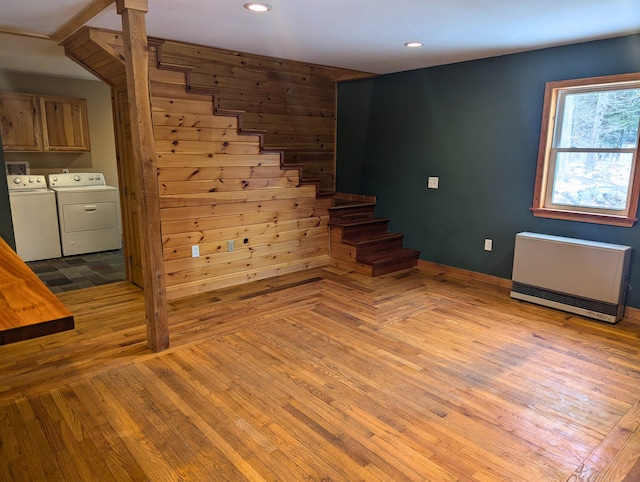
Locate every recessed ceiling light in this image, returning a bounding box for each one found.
[404,41,423,48]
[244,3,272,12]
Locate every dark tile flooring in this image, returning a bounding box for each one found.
[27,249,126,294]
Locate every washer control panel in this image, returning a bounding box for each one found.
[48,172,106,188]
[7,175,49,191]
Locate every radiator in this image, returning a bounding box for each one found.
[510,232,632,323]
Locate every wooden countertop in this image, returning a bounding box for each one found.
[0,237,73,345]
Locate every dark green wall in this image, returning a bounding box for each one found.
[336,33,640,308]
[0,136,15,249]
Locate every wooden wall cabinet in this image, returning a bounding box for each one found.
[0,93,42,151]
[39,96,90,151]
[0,93,90,152]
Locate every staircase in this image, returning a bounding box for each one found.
[328,195,420,276]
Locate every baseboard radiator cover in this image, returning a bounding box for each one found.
[510,232,632,323]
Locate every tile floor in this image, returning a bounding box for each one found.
[27,249,126,293]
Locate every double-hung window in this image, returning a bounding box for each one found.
[532,73,640,227]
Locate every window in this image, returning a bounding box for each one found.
[532,73,640,227]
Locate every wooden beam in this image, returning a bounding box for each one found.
[116,0,170,352]
[50,0,115,42]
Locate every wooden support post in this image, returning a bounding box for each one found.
[116,0,169,352]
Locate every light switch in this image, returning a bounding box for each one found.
[428,177,439,189]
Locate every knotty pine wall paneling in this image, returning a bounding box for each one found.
[152,38,373,193]
[63,27,371,299]
[149,59,332,300]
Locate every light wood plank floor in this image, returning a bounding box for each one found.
[2,265,640,481]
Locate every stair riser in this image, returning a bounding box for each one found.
[357,238,405,256]
[341,222,389,240]
[329,258,373,276]
[330,243,358,261]
[372,256,419,276]
[328,205,376,221]
[332,239,405,261]
[328,199,420,277]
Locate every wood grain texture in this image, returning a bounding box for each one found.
[39,96,90,151]
[61,28,127,87]
[0,93,43,151]
[150,37,374,193]
[113,90,144,287]
[118,0,169,351]
[0,93,90,152]
[0,237,73,345]
[63,28,337,304]
[2,267,640,480]
[152,89,331,300]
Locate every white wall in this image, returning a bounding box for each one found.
[0,71,119,188]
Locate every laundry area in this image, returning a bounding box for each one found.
[0,72,126,292]
[7,168,125,292]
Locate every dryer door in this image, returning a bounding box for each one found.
[61,201,118,233]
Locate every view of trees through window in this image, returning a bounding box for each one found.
[551,88,640,210]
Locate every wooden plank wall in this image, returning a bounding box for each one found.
[149,63,332,300]
[62,27,372,300]
[153,39,373,193]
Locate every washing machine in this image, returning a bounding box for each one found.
[7,174,62,262]
[48,172,121,256]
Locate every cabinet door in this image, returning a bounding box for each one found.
[40,96,91,151]
[0,93,42,151]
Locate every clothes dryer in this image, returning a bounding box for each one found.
[48,173,121,256]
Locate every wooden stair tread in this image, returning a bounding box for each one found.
[357,247,420,265]
[328,194,419,276]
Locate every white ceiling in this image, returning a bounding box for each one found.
[1,0,640,82]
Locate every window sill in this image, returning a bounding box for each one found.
[530,208,637,227]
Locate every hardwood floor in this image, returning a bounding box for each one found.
[2,265,640,481]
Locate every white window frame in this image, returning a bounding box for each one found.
[532,73,640,227]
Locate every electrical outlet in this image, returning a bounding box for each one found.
[191,245,200,257]
[484,239,493,251]
[228,240,234,252]
[427,177,439,189]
